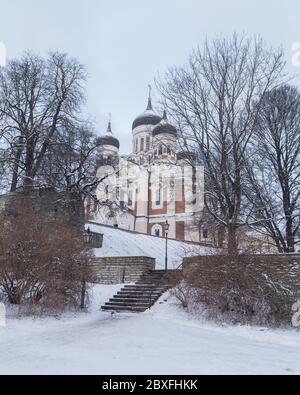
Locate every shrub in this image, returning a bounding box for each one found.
[174,254,300,327]
[0,196,94,313]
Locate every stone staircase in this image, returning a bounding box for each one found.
[101,269,181,313]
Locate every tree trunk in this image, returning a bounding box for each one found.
[80,280,86,309]
[23,141,35,193]
[217,226,225,248]
[10,166,19,192]
[227,223,238,255]
[285,215,295,253]
[10,137,24,192]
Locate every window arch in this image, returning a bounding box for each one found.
[140,138,144,151]
[151,224,162,237]
[146,136,150,151]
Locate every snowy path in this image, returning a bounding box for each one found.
[0,285,300,375]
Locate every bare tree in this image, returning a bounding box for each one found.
[157,34,286,253]
[0,51,86,192]
[245,85,300,252]
[37,120,109,222]
[0,51,117,223]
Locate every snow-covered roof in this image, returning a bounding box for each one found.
[85,222,216,269]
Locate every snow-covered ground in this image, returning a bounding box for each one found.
[86,222,216,269]
[1,284,300,375]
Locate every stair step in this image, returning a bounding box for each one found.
[120,290,165,294]
[111,297,157,302]
[104,302,150,309]
[101,306,146,312]
[120,286,160,289]
[117,289,163,294]
[116,293,162,299]
[107,298,152,303]
[117,289,163,293]
[109,300,155,305]
[137,280,164,283]
[122,288,168,291]
[117,288,170,294]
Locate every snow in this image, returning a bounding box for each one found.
[86,222,216,269]
[0,284,300,375]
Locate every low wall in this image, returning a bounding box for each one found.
[91,256,155,284]
[183,253,300,272]
[182,254,300,326]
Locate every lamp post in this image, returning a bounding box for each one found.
[84,226,92,244]
[164,220,170,271]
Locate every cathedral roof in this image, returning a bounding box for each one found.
[96,120,120,149]
[132,97,161,130]
[152,110,177,137]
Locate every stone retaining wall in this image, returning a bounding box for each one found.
[91,256,156,284]
[183,253,300,272]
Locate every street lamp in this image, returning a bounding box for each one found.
[84,227,92,245]
[164,220,170,271]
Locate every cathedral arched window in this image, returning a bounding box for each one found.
[140,138,144,151]
[158,145,162,155]
[146,136,150,151]
[128,190,133,207]
[192,166,197,194]
[155,188,161,206]
[154,174,163,206]
[135,139,138,152]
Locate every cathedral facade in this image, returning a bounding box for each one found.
[89,93,209,243]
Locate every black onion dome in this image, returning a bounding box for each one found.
[97,121,120,149]
[97,135,120,149]
[132,97,161,130]
[152,110,177,137]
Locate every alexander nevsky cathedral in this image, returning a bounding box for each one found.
[87,90,210,243]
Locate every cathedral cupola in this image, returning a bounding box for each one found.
[132,85,161,131]
[152,110,177,137]
[131,86,161,154]
[152,111,177,160]
[97,114,120,158]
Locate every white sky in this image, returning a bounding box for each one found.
[0,0,300,152]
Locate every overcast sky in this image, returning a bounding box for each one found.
[0,0,300,152]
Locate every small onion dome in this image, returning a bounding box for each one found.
[152,110,177,137]
[96,120,120,149]
[177,151,197,162]
[132,97,161,130]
